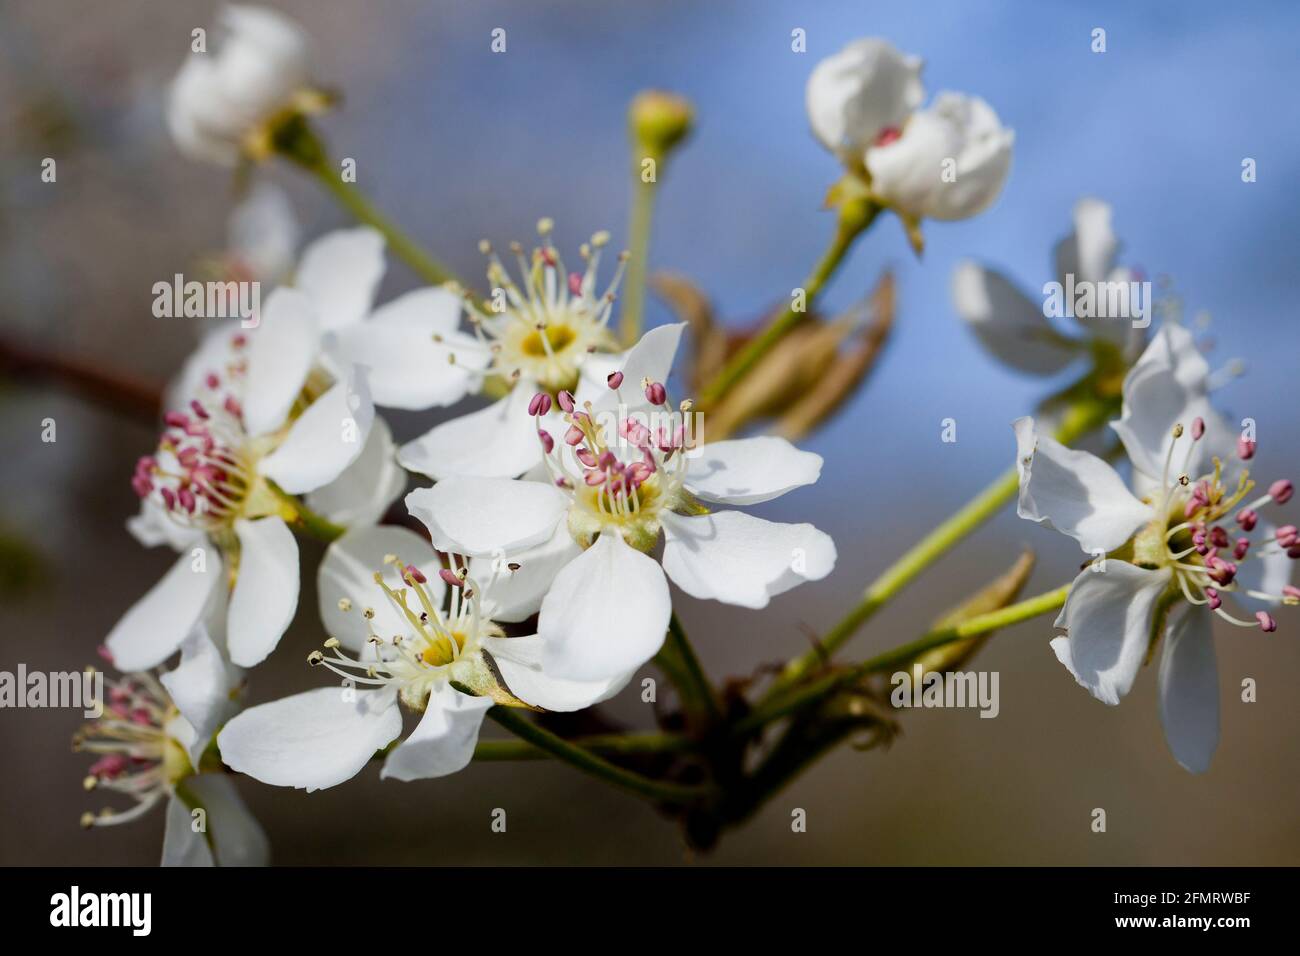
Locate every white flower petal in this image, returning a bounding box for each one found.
[329,288,484,410]
[866,93,1013,221]
[226,516,300,668]
[106,546,223,671]
[259,366,375,494]
[1232,521,1292,609]
[1129,322,1211,393]
[1066,265,1141,348]
[1013,416,1152,554]
[160,626,239,767]
[805,37,924,156]
[318,525,444,652]
[162,793,214,867]
[538,532,672,682]
[218,687,402,791]
[1158,607,1219,774]
[380,684,493,781]
[398,385,542,480]
[304,416,406,529]
[295,228,386,332]
[227,181,298,282]
[951,261,1079,374]
[1050,562,1172,705]
[167,57,241,166]
[195,773,270,866]
[575,349,627,406]
[1110,364,1230,485]
[661,510,836,608]
[590,323,686,416]
[470,522,582,623]
[242,287,318,437]
[370,283,466,334]
[164,321,242,412]
[162,774,270,867]
[866,106,957,212]
[217,6,310,100]
[127,498,206,552]
[684,436,823,505]
[483,634,632,712]
[1054,197,1117,290]
[406,478,567,556]
[1112,323,1236,485]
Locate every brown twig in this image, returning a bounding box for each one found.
[0,336,162,422]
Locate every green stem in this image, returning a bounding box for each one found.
[275,120,464,289]
[266,481,347,542]
[767,398,1112,697]
[307,162,461,288]
[697,202,878,409]
[656,614,721,727]
[487,707,707,805]
[293,501,347,542]
[739,584,1072,735]
[728,718,857,825]
[474,731,692,761]
[621,172,658,347]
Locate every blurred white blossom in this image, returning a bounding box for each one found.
[77,630,267,866]
[168,5,319,166]
[808,37,1012,224]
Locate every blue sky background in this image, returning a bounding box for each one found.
[328,0,1299,491]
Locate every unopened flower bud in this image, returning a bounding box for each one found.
[628,90,694,159]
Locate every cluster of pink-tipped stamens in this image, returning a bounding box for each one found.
[132,362,252,530]
[529,372,690,513]
[74,659,176,829]
[1165,417,1296,633]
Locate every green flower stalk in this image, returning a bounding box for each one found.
[623,90,695,346]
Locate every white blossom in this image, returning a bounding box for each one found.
[110,289,377,670]
[218,525,625,790]
[406,324,836,683]
[168,5,317,166]
[952,198,1143,374]
[76,629,268,866]
[1015,324,1295,771]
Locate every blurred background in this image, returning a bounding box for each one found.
[1,0,1297,865]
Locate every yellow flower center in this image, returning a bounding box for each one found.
[521,323,577,358]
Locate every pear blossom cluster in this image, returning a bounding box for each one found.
[1015,325,1295,772]
[69,3,1293,868]
[98,202,838,850]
